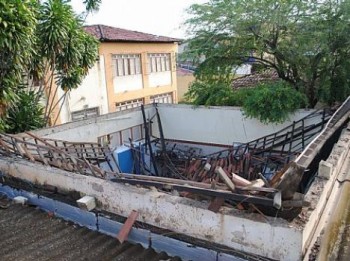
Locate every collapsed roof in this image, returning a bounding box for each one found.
[1,100,350,260]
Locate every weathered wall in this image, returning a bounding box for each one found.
[153,104,319,145]
[300,122,350,260]
[33,104,319,145]
[0,157,303,260]
[32,106,155,142]
[58,55,109,123]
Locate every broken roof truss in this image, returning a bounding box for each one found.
[0,107,332,219]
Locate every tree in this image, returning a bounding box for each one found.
[31,0,99,125]
[0,0,37,131]
[185,80,307,123]
[0,0,101,132]
[185,0,350,107]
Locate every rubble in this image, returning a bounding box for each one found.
[0,108,332,220]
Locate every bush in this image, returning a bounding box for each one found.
[6,90,45,134]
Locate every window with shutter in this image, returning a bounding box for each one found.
[112,54,141,76]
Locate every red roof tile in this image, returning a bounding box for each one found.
[84,25,181,43]
[232,70,279,89]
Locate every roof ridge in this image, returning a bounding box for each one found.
[84,24,181,43]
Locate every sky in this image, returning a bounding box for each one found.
[71,0,207,39]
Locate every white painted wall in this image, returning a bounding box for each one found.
[113,74,143,93]
[41,104,319,146]
[58,55,109,123]
[152,104,319,145]
[33,106,154,143]
[149,71,172,87]
[234,64,252,75]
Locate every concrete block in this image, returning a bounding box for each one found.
[318,160,333,179]
[76,195,96,211]
[204,163,211,171]
[13,196,28,205]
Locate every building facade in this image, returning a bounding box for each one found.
[54,25,179,124]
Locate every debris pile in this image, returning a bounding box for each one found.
[0,107,332,219]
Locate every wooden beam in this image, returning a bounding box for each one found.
[116,210,139,243]
[215,167,235,192]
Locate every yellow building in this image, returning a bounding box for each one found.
[54,25,180,123]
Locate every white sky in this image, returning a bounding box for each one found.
[71,0,207,39]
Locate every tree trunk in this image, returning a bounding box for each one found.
[307,83,317,108]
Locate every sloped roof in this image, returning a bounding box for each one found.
[84,24,181,43]
[232,70,279,89]
[177,67,194,76]
[0,201,180,261]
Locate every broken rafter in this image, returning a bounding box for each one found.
[0,133,106,178]
[111,177,279,208]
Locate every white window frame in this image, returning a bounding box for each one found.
[116,98,144,112]
[150,93,173,104]
[148,53,171,73]
[113,54,141,76]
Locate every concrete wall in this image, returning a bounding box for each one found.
[153,104,318,145]
[0,157,303,260]
[300,122,350,260]
[35,104,319,146]
[113,74,143,93]
[149,71,172,87]
[176,73,195,102]
[32,106,155,143]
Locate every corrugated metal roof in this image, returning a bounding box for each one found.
[85,25,181,43]
[0,200,180,261]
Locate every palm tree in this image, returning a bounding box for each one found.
[0,0,100,132]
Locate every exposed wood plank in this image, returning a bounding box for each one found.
[116,210,139,243]
[111,178,276,207]
[231,172,252,187]
[216,167,235,192]
[20,144,35,162]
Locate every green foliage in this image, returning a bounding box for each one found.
[0,0,37,130]
[0,0,100,132]
[6,90,45,134]
[241,82,307,124]
[82,0,101,12]
[37,0,99,92]
[185,81,235,106]
[185,0,350,107]
[184,80,307,123]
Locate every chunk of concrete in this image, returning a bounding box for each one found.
[204,163,211,171]
[318,160,333,180]
[76,195,96,211]
[13,196,28,205]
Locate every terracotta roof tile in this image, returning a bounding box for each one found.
[232,70,279,89]
[84,25,181,43]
